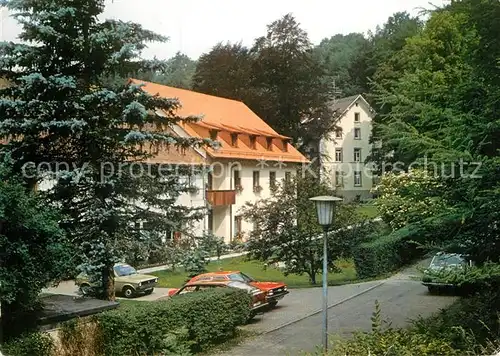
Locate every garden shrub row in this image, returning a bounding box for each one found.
[97,288,251,355]
[354,225,423,279]
[1,288,252,356]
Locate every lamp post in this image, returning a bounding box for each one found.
[310,195,343,352]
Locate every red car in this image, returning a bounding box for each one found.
[168,280,269,318]
[186,271,289,307]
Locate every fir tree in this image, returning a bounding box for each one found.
[0,0,208,302]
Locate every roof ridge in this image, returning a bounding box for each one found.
[129,78,247,105]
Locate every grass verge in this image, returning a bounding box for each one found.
[151,257,357,289]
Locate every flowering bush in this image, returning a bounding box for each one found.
[372,169,451,230]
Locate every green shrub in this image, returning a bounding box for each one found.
[182,249,209,278]
[1,332,54,356]
[412,291,500,352]
[96,287,251,355]
[354,226,422,279]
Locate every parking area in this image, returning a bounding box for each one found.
[43,280,172,301]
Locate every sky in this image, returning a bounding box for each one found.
[1,0,448,60]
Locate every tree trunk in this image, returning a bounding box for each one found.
[309,270,317,285]
[103,265,115,301]
[106,266,116,302]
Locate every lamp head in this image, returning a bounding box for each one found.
[309,195,343,228]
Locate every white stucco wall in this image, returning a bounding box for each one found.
[33,159,299,243]
[321,97,374,201]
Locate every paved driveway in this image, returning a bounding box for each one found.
[43,280,171,301]
[221,260,458,355]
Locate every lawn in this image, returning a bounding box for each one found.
[151,256,357,289]
[355,202,379,219]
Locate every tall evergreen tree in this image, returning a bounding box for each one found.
[0,0,207,302]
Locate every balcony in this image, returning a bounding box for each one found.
[206,190,236,207]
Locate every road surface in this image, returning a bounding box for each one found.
[221,261,457,355]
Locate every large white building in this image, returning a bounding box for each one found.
[133,80,308,243]
[319,94,375,201]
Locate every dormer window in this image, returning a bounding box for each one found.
[249,135,257,149]
[230,133,238,147]
[266,137,273,151]
[282,139,289,152]
[209,129,218,140]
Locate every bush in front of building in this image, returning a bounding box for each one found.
[1,288,251,356]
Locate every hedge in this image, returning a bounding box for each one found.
[1,332,54,356]
[354,225,422,279]
[1,288,252,356]
[97,288,251,355]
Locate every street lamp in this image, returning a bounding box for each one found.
[310,195,343,352]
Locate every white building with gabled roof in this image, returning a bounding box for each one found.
[319,94,376,201]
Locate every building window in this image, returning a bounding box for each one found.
[253,171,260,187]
[230,133,238,147]
[266,137,273,151]
[354,148,361,162]
[335,128,343,138]
[269,171,276,190]
[234,215,243,238]
[354,113,360,122]
[354,128,361,139]
[335,171,343,186]
[335,148,343,162]
[250,135,257,149]
[209,129,218,140]
[354,171,362,187]
[234,170,241,188]
[285,171,292,184]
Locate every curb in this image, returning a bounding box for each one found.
[262,281,386,335]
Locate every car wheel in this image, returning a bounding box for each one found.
[79,283,91,296]
[428,286,437,294]
[269,300,278,308]
[122,286,135,298]
[144,288,154,295]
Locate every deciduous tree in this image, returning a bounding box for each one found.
[241,174,365,284]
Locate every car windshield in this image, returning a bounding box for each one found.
[228,281,256,292]
[114,264,137,276]
[228,272,254,283]
[430,254,465,267]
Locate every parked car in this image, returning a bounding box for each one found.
[168,280,268,318]
[75,263,158,298]
[186,271,289,307]
[422,252,473,293]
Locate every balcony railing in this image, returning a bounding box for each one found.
[206,190,236,206]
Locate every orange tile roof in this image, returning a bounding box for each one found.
[144,126,205,165]
[130,79,308,163]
